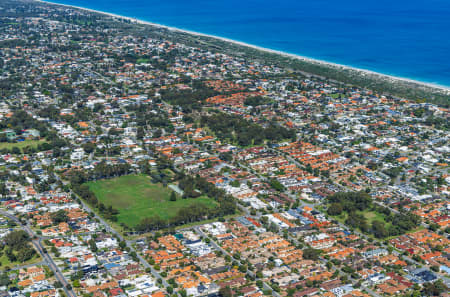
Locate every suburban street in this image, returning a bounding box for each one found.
[0,210,77,297]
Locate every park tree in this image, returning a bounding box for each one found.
[82,142,96,154]
[89,239,98,252]
[4,230,30,250]
[421,280,447,296]
[303,248,321,261]
[219,287,233,297]
[170,191,177,201]
[51,209,69,224]
[16,246,36,263]
[372,221,388,238]
[327,202,343,215]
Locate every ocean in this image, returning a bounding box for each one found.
[48,0,450,87]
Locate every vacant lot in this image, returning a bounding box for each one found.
[86,174,218,227]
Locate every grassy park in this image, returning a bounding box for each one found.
[333,209,390,228]
[0,251,41,268]
[325,192,421,238]
[86,174,218,227]
[0,139,46,152]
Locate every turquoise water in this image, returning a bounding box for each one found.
[48,0,450,87]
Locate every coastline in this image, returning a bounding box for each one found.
[36,0,450,93]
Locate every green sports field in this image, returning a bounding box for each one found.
[86,174,218,227]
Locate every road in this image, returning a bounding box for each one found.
[0,210,77,297]
[51,123,446,296]
[53,172,173,289]
[361,285,383,297]
[269,148,450,287]
[237,151,408,296]
[193,226,281,297]
[72,192,173,290]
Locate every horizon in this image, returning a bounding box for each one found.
[43,0,450,89]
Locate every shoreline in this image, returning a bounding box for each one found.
[36,0,450,93]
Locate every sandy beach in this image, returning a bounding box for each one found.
[37,0,450,94]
